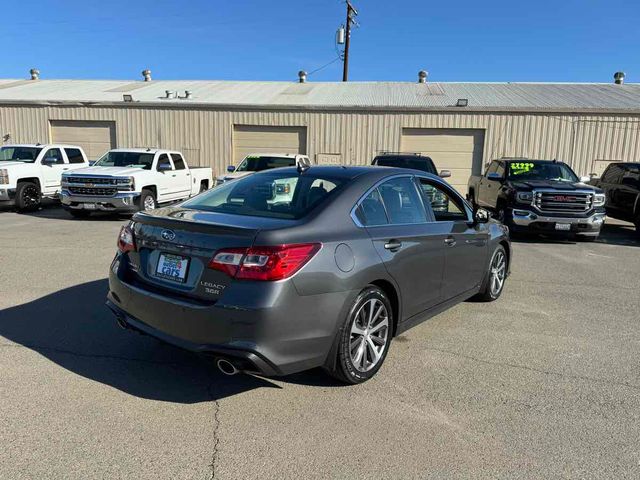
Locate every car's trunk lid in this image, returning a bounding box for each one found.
[127,207,292,302]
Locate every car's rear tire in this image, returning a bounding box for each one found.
[15,181,41,212]
[138,189,156,212]
[199,181,208,193]
[474,245,507,302]
[634,215,640,238]
[68,209,91,219]
[327,286,393,384]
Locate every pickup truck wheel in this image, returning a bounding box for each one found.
[474,245,507,302]
[634,214,640,237]
[327,286,392,384]
[15,182,41,212]
[199,182,208,193]
[138,190,157,212]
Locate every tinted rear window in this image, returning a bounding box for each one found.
[183,172,345,219]
[373,156,436,173]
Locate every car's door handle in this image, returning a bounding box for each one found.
[172,174,177,177]
[444,237,456,247]
[186,173,191,176]
[62,167,69,170]
[384,240,402,251]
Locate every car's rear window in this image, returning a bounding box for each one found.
[183,172,346,219]
[236,156,296,172]
[373,156,435,173]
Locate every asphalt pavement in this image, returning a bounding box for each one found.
[1,204,639,479]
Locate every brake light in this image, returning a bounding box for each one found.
[208,243,321,281]
[117,225,136,253]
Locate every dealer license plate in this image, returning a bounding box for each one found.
[555,223,571,231]
[155,253,190,283]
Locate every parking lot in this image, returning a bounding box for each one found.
[1,205,639,479]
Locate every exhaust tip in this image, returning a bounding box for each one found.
[217,358,240,376]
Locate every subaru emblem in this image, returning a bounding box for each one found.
[161,229,176,241]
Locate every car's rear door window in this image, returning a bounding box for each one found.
[64,148,85,164]
[377,177,427,224]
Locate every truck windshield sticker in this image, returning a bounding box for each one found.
[509,162,535,175]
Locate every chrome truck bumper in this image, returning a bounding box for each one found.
[510,208,606,236]
[61,190,140,213]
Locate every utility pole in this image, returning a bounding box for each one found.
[342,1,358,82]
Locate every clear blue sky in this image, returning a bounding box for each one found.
[3,0,639,83]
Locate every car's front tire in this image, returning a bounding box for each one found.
[474,245,508,302]
[328,286,393,384]
[138,189,157,212]
[15,181,41,212]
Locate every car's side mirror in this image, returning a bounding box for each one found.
[157,163,172,172]
[438,170,451,179]
[42,157,58,165]
[579,175,591,183]
[486,172,503,181]
[227,165,235,173]
[474,208,490,224]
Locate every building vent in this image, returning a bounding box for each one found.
[142,69,152,82]
[418,70,428,83]
[298,70,307,83]
[184,90,192,99]
[614,71,625,85]
[165,90,177,99]
[30,68,40,80]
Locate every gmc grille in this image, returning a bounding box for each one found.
[534,191,593,213]
[65,177,118,185]
[69,186,117,196]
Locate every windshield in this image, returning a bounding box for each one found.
[235,156,296,173]
[507,161,579,182]
[94,151,154,170]
[373,156,436,173]
[0,146,42,163]
[184,171,345,219]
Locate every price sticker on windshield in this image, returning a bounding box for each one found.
[509,162,535,175]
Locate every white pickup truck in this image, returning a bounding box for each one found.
[0,143,89,211]
[61,148,212,217]
[215,153,312,186]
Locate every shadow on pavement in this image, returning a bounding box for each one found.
[511,221,638,247]
[0,200,128,222]
[0,279,289,403]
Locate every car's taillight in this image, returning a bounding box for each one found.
[208,243,321,281]
[117,225,136,253]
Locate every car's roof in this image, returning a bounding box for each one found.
[251,164,441,181]
[109,148,172,154]
[245,152,306,158]
[2,143,82,148]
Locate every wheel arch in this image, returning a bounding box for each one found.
[141,185,157,197]
[17,177,41,190]
[369,279,401,337]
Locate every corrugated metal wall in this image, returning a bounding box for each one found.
[1,104,639,177]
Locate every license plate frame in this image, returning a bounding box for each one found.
[554,223,571,231]
[155,253,190,283]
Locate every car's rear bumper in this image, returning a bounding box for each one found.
[509,208,605,236]
[107,257,354,376]
[61,190,139,212]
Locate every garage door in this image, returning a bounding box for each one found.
[50,120,116,161]
[233,125,307,165]
[401,128,485,193]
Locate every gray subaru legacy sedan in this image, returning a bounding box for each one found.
[107,166,511,383]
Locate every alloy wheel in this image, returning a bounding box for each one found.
[143,195,156,211]
[490,250,506,296]
[349,298,389,372]
[21,185,40,208]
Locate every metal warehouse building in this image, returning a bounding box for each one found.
[1,73,640,192]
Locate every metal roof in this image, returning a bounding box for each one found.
[0,79,639,113]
